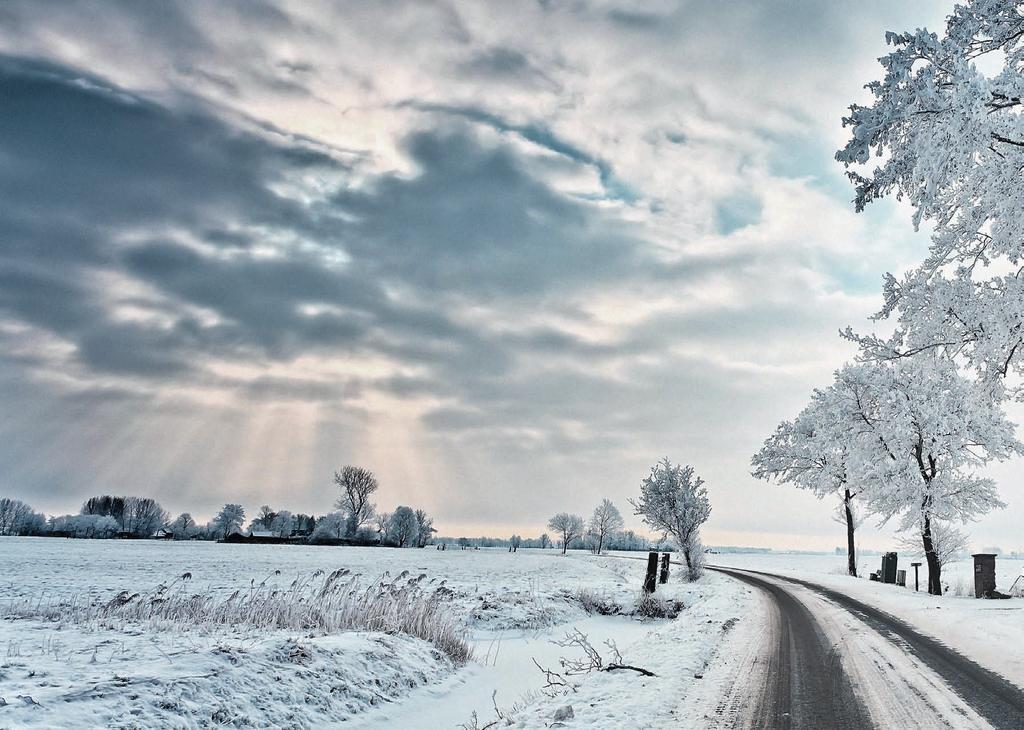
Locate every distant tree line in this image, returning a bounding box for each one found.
[0,465,438,549]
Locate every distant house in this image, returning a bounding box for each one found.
[154,528,174,540]
[221,528,293,545]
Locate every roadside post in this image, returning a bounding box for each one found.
[643,551,659,593]
[881,552,898,584]
[973,553,997,598]
[659,553,670,584]
[911,562,921,592]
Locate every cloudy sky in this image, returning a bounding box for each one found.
[4,0,1019,550]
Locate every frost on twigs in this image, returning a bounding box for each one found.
[532,629,655,697]
[630,459,711,581]
[836,0,1024,389]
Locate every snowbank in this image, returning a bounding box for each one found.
[0,622,453,728]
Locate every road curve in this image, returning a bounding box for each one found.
[710,566,871,729]
[733,567,1024,729]
[709,566,1024,729]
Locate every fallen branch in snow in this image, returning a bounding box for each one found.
[532,657,574,694]
[603,663,656,677]
[532,629,655,695]
[459,689,520,729]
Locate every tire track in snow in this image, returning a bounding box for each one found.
[711,567,872,729]
[729,568,1024,729]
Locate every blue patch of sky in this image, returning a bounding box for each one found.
[763,129,852,200]
[822,201,932,296]
[714,192,762,234]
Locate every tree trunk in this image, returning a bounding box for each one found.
[597,534,603,555]
[562,538,567,555]
[844,489,857,577]
[682,544,693,573]
[922,515,942,596]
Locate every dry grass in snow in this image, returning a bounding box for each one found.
[2,567,471,663]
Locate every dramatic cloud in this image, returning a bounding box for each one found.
[6,0,1016,550]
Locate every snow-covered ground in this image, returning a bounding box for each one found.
[710,552,1024,688]
[0,538,746,728]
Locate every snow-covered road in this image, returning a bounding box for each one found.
[704,567,1024,729]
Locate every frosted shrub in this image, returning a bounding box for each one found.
[572,587,621,616]
[633,592,684,620]
[2,568,471,663]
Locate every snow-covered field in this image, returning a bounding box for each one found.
[710,552,1024,687]
[0,538,747,728]
[9,540,1019,728]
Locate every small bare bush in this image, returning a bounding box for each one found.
[633,592,684,620]
[572,587,621,616]
[2,569,471,663]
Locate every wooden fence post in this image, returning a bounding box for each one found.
[659,553,670,584]
[643,551,659,593]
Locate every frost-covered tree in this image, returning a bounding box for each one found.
[256,505,276,530]
[837,1,1024,388]
[896,521,970,577]
[587,499,624,555]
[334,466,378,537]
[121,497,169,537]
[547,512,584,554]
[509,534,522,552]
[311,511,346,541]
[50,513,119,538]
[293,514,316,536]
[81,496,126,524]
[0,497,44,536]
[270,510,294,538]
[170,512,196,540]
[539,533,550,549]
[386,506,420,548]
[832,358,1020,594]
[212,503,245,538]
[414,509,435,548]
[630,459,711,580]
[752,384,861,576]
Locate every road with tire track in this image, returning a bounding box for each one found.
[705,566,1024,729]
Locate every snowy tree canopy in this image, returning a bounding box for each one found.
[386,506,420,548]
[631,458,710,578]
[270,510,294,538]
[334,466,378,537]
[752,384,862,575]
[837,1,1024,387]
[831,357,1020,534]
[587,499,624,555]
[751,387,850,500]
[547,512,584,554]
[213,503,246,537]
[0,497,45,536]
